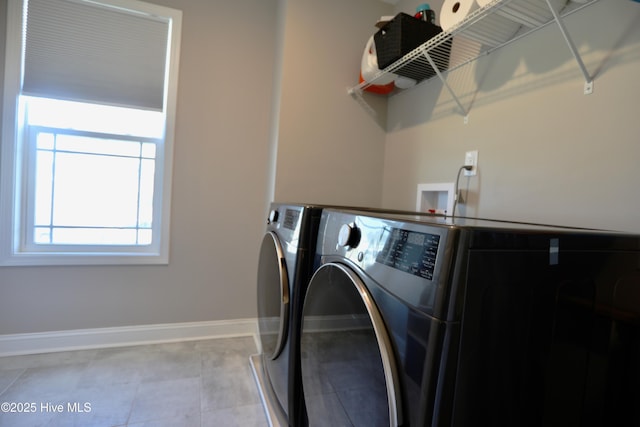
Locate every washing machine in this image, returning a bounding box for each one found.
[299,208,640,426]
[251,203,440,427]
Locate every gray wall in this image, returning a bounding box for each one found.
[383,0,640,233]
[3,0,638,336]
[0,0,279,334]
[0,0,393,335]
[0,2,4,117]
[273,0,392,206]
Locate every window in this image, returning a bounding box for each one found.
[1,0,182,265]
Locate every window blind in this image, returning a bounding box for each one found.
[23,0,170,111]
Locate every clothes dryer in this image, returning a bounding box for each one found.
[251,203,324,427]
[299,209,640,426]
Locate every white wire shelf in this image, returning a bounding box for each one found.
[348,0,601,118]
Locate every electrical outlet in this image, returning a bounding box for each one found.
[464,150,478,176]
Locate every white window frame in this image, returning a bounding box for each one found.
[0,0,182,266]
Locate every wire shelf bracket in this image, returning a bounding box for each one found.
[422,49,469,121]
[545,0,594,95]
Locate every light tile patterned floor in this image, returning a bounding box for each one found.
[0,337,268,427]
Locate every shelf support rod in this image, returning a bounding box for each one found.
[348,88,378,118]
[422,49,469,120]
[545,0,593,92]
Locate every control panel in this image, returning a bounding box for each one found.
[319,210,452,315]
[376,227,440,281]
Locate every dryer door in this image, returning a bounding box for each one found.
[257,231,289,360]
[301,262,401,427]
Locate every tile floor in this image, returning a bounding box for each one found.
[0,336,268,427]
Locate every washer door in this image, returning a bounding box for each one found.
[301,263,401,427]
[257,231,289,360]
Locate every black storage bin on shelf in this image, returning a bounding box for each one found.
[374,13,451,83]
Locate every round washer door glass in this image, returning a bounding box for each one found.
[301,263,401,427]
[257,231,289,360]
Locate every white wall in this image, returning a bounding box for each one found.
[0,0,279,334]
[274,0,393,207]
[382,0,640,233]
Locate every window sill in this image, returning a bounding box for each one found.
[0,251,169,267]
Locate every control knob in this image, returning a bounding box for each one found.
[338,223,361,249]
[268,210,279,224]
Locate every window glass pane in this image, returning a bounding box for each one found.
[138,229,152,245]
[34,150,54,226]
[138,159,155,228]
[56,134,141,157]
[25,96,163,138]
[31,129,158,247]
[52,152,141,228]
[141,142,156,159]
[34,227,51,244]
[36,132,54,150]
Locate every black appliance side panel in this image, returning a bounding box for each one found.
[288,207,323,427]
[450,244,640,427]
[598,262,640,426]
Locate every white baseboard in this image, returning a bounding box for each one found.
[0,318,259,357]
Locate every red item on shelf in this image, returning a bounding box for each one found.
[359,72,394,95]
